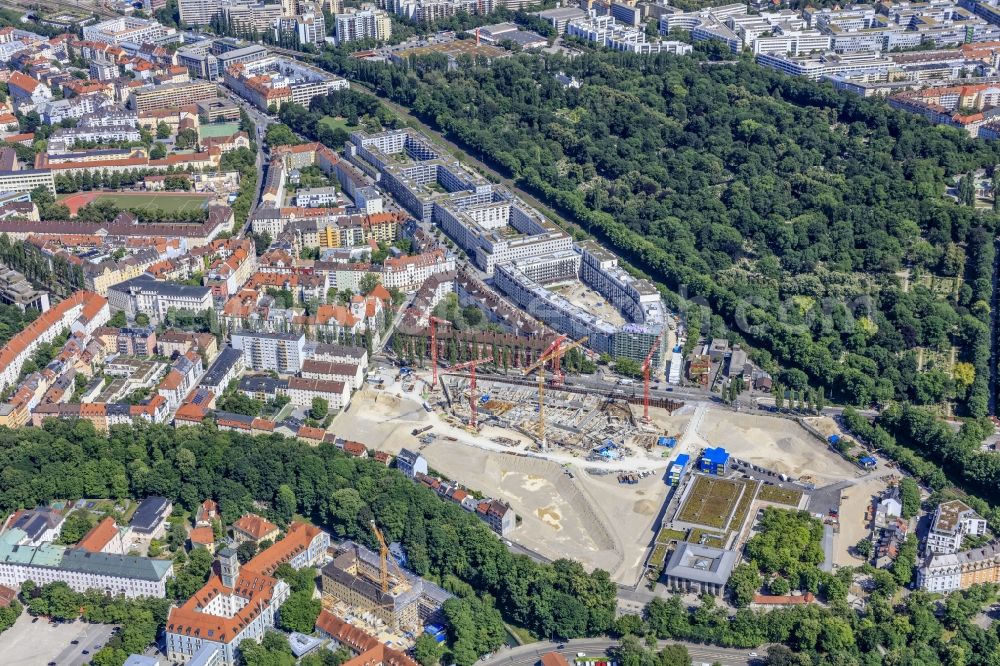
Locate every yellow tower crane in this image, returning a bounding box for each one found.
[522,337,587,448]
[369,519,407,593]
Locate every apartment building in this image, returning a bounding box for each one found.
[478,499,516,537]
[0,291,109,391]
[200,346,245,393]
[223,1,284,34]
[335,5,393,44]
[117,327,158,357]
[300,359,364,390]
[381,249,456,292]
[231,330,306,374]
[275,12,327,47]
[8,71,52,107]
[567,13,692,54]
[129,81,219,113]
[926,500,988,554]
[224,56,348,111]
[281,376,351,410]
[307,342,368,368]
[386,0,487,21]
[178,0,220,25]
[756,51,895,80]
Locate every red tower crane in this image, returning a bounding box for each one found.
[539,335,566,373]
[427,315,449,387]
[642,331,666,423]
[446,356,494,429]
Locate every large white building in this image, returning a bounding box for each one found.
[567,13,692,54]
[275,11,327,47]
[0,528,173,598]
[381,249,455,292]
[107,276,214,324]
[282,376,351,410]
[82,16,178,46]
[166,523,329,665]
[926,500,988,554]
[178,0,221,26]
[231,330,306,374]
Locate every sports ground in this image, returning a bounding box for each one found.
[58,192,212,216]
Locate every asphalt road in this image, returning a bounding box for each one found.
[479,638,757,666]
[59,623,116,666]
[220,86,274,234]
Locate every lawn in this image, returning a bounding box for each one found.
[758,485,804,507]
[677,475,745,529]
[648,543,669,569]
[319,116,356,133]
[687,528,726,548]
[83,192,211,214]
[656,528,687,544]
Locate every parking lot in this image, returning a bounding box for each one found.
[0,613,116,666]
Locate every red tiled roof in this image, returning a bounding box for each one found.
[9,71,40,93]
[541,654,570,666]
[77,516,118,552]
[0,292,105,373]
[298,426,325,441]
[174,402,208,422]
[316,611,418,666]
[167,522,324,644]
[342,440,366,457]
[250,521,322,576]
[189,526,214,545]
[233,513,278,540]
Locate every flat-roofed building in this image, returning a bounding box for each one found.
[231,331,306,374]
[129,81,219,112]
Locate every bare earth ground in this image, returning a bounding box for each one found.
[835,477,885,567]
[805,416,842,438]
[698,409,862,485]
[334,387,881,577]
[335,387,673,582]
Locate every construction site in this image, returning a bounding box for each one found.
[440,375,659,457]
[428,332,681,455]
[333,328,893,588]
[319,523,452,651]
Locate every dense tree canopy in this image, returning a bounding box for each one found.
[315,48,1000,415]
[0,420,617,645]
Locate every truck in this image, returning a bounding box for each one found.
[422,402,433,412]
[618,378,634,385]
[412,425,433,436]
